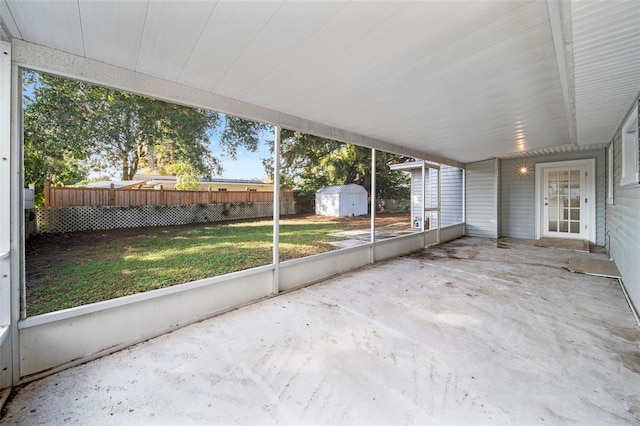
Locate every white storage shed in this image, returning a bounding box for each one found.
[315,184,368,217]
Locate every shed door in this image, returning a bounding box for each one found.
[542,166,588,240]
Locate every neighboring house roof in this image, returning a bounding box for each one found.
[133,174,176,182]
[133,174,267,185]
[207,178,267,185]
[85,180,145,189]
[316,184,368,194]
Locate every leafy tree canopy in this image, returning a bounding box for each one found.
[24,70,411,204]
[174,161,201,191]
[23,70,267,201]
[263,129,412,199]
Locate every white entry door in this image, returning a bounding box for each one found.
[542,165,588,239]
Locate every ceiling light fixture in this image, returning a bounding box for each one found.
[517,164,530,176]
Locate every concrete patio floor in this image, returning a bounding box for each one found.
[2,237,639,425]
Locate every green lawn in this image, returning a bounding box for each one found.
[26,217,352,316]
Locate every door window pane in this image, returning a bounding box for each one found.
[559,220,568,233]
[570,170,580,182]
[570,222,580,234]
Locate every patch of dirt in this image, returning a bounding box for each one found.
[409,245,479,261]
[619,351,640,374]
[0,384,26,421]
[605,324,640,342]
[26,226,154,285]
[409,247,457,260]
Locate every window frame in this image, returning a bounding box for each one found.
[607,143,614,204]
[620,102,639,188]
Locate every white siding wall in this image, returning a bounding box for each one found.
[429,168,439,228]
[409,166,462,229]
[441,165,463,226]
[500,149,606,245]
[465,159,499,238]
[607,118,640,312]
[410,170,423,225]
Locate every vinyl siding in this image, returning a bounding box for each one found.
[408,166,462,229]
[428,168,438,228]
[441,165,463,226]
[465,159,498,238]
[607,113,640,311]
[410,169,423,224]
[500,149,606,245]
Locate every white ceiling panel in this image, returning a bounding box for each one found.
[6,0,84,56]
[135,1,216,81]
[242,1,568,161]
[572,0,640,145]
[243,1,414,112]
[178,1,283,91]
[245,2,416,116]
[1,0,637,163]
[0,1,20,39]
[212,1,347,99]
[79,0,147,70]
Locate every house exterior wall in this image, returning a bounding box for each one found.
[607,111,640,312]
[441,165,463,226]
[500,149,606,245]
[465,159,499,238]
[410,170,423,225]
[428,168,438,228]
[409,165,462,229]
[195,183,275,192]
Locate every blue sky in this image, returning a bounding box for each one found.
[214,143,272,181]
[208,120,273,181]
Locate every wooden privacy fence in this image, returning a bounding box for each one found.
[43,181,293,207]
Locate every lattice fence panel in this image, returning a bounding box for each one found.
[36,201,296,234]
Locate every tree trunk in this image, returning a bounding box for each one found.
[121,156,129,181]
[121,151,140,181]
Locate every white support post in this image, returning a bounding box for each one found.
[272,126,281,295]
[0,40,13,388]
[437,166,442,245]
[462,168,466,228]
[0,42,11,326]
[420,160,427,247]
[370,149,376,263]
[421,161,426,233]
[11,48,23,386]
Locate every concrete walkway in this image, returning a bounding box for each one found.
[2,237,639,425]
